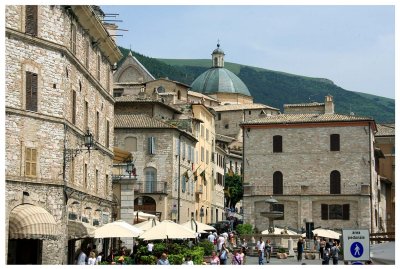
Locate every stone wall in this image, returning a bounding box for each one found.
[243,123,376,232]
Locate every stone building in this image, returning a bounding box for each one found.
[375,124,395,232]
[241,96,380,234]
[5,5,121,264]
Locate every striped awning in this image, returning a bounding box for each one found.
[9,204,59,240]
[67,220,96,239]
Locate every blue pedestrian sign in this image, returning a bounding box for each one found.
[342,229,370,262]
[350,242,363,258]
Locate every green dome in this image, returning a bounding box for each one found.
[190,67,251,97]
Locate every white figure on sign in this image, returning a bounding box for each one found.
[354,244,361,256]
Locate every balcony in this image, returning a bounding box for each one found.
[134,181,168,194]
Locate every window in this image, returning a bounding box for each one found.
[25,6,38,36]
[201,147,204,162]
[105,120,110,148]
[273,171,283,194]
[85,40,90,68]
[84,101,88,131]
[105,175,109,197]
[96,111,100,141]
[145,167,157,193]
[95,169,99,193]
[201,125,204,138]
[272,204,284,220]
[84,163,88,189]
[182,175,186,193]
[72,90,76,124]
[176,138,180,155]
[25,147,37,177]
[321,204,350,220]
[182,141,186,159]
[330,170,341,194]
[71,24,77,54]
[206,150,209,164]
[124,137,137,152]
[206,129,209,141]
[273,135,282,152]
[25,71,38,112]
[248,110,251,115]
[217,113,221,121]
[177,90,181,100]
[330,134,340,151]
[148,137,156,155]
[97,53,101,80]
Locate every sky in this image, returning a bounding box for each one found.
[100,4,395,99]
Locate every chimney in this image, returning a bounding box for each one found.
[324,95,334,114]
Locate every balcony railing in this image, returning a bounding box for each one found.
[134,181,168,194]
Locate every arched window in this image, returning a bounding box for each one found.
[144,167,157,193]
[273,171,283,195]
[177,90,181,100]
[330,170,341,194]
[124,137,137,152]
[330,134,340,151]
[273,135,282,152]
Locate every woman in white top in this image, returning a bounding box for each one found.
[87,251,97,265]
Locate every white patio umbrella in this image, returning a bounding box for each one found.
[261,227,298,235]
[133,211,158,223]
[182,220,216,233]
[312,228,341,240]
[94,219,143,238]
[139,220,197,240]
[133,219,161,231]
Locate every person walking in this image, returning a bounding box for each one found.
[231,249,243,265]
[319,238,326,260]
[76,249,87,265]
[265,239,272,263]
[219,243,229,265]
[297,237,304,262]
[239,247,246,265]
[322,245,331,265]
[257,249,264,265]
[256,237,265,264]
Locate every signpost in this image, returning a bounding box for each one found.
[342,229,370,263]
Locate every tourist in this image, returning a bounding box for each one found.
[219,243,229,265]
[256,237,265,263]
[231,249,243,265]
[257,249,264,265]
[209,251,220,265]
[319,238,326,260]
[297,237,304,262]
[239,247,246,265]
[265,239,272,263]
[183,255,194,265]
[330,242,340,265]
[157,253,170,265]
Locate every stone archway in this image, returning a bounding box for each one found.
[134,196,156,213]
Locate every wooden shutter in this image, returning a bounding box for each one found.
[25,6,38,36]
[321,204,329,220]
[343,204,350,220]
[26,71,38,111]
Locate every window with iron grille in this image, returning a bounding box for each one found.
[25,6,38,36]
[330,134,340,151]
[25,71,38,112]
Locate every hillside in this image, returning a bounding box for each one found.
[117,47,395,123]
